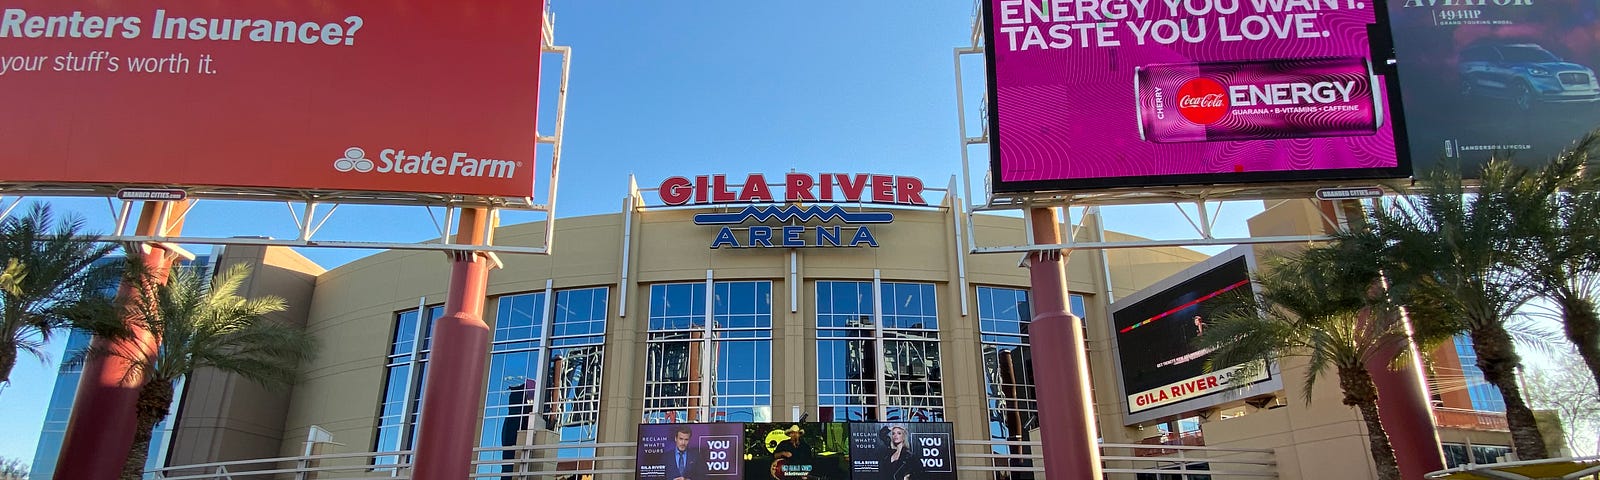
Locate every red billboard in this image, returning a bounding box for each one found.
[0,0,543,199]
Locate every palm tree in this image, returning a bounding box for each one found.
[0,204,120,390]
[1198,242,1407,480]
[86,263,316,480]
[1512,134,1600,394]
[1366,158,1553,459]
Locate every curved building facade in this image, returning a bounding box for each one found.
[96,190,1516,480]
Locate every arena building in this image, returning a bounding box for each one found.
[34,175,1517,480]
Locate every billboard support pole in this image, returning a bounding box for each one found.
[55,201,186,480]
[411,207,496,479]
[1025,206,1104,480]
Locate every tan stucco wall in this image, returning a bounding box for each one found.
[168,246,324,467]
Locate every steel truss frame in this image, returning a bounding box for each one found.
[951,1,1382,254]
[0,4,572,257]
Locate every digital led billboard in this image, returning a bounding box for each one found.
[744,422,851,480]
[0,0,543,200]
[847,423,957,480]
[637,423,746,480]
[633,422,961,480]
[982,0,1409,193]
[1110,246,1280,424]
[1388,0,1600,172]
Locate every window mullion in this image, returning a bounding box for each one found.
[872,271,886,420]
[531,280,556,423]
[701,270,715,421]
[399,298,428,449]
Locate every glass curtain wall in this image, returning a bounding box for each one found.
[976,287,1086,480]
[478,287,609,473]
[374,287,609,472]
[643,281,773,424]
[816,281,945,422]
[374,305,442,466]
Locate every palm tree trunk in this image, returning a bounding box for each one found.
[1339,367,1402,480]
[122,378,175,480]
[1557,295,1600,395]
[1469,326,1549,459]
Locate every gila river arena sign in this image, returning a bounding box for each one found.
[0,0,544,200]
[658,173,926,249]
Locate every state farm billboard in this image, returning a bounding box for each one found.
[0,0,542,199]
[983,0,1410,193]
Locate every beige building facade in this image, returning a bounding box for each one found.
[148,195,1512,480]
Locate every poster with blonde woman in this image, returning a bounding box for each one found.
[847,423,955,480]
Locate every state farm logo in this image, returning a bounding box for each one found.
[333,147,375,172]
[1176,78,1229,125]
[333,146,519,179]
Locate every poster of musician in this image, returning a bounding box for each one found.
[847,423,956,480]
[743,422,850,480]
[636,423,745,480]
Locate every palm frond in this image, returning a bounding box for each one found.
[113,262,316,389]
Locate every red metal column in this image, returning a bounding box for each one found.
[1026,207,1104,480]
[1330,200,1446,480]
[1368,334,1447,479]
[411,208,494,478]
[55,202,183,480]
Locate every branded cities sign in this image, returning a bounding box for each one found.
[0,1,543,200]
[982,0,1408,193]
[658,173,925,249]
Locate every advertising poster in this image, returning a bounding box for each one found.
[1111,249,1272,421]
[982,0,1406,193]
[0,0,542,199]
[847,423,956,480]
[636,423,746,480]
[743,422,850,480]
[1388,0,1600,172]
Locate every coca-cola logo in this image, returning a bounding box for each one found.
[1176,78,1229,125]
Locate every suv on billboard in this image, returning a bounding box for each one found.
[1459,43,1600,110]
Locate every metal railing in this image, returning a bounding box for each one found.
[152,440,1278,480]
[955,439,1279,479]
[148,443,637,480]
[1134,431,1207,457]
[1434,407,1510,431]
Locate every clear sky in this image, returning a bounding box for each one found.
[0,1,1274,465]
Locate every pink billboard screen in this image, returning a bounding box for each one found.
[983,0,1410,193]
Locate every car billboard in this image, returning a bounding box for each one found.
[982,0,1409,193]
[1387,0,1600,172]
[0,0,542,200]
[1109,245,1281,425]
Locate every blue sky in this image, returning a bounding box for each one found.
[0,1,1269,464]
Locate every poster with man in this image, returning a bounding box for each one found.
[847,423,956,480]
[742,422,850,480]
[636,423,745,480]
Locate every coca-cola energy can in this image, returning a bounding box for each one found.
[1134,57,1383,143]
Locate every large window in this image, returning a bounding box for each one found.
[374,287,609,472]
[816,281,944,422]
[643,281,773,423]
[479,287,609,473]
[977,287,1086,480]
[375,305,442,465]
[1452,335,1506,412]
